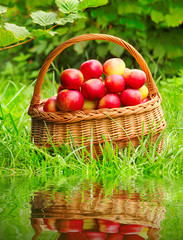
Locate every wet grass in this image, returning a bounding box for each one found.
[0,73,183,177]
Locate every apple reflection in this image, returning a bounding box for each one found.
[30,185,165,240]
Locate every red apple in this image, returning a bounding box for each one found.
[123,68,131,76]
[83,99,98,110]
[123,68,131,88]
[58,220,83,233]
[124,235,145,240]
[123,69,146,89]
[141,98,149,104]
[120,225,144,235]
[80,59,103,81]
[43,96,57,112]
[103,58,126,77]
[120,89,142,106]
[84,231,106,240]
[57,90,84,111]
[98,94,121,109]
[60,69,84,90]
[44,219,57,231]
[81,79,105,101]
[61,232,86,240]
[57,84,64,93]
[99,77,103,82]
[107,233,124,240]
[98,219,120,233]
[105,75,125,93]
[98,219,120,225]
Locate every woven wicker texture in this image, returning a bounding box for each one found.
[31,189,165,240]
[28,34,166,152]
[31,191,164,228]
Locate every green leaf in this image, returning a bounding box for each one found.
[92,8,117,28]
[56,13,85,25]
[118,2,142,15]
[78,0,108,11]
[0,30,18,47]
[151,10,164,23]
[4,23,30,40]
[0,5,7,14]
[96,44,108,58]
[138,0,150,6]
[96,15,109,28]
[30,29,48,38]
[108,42,124,58]
[56,27,68,35]
[56,16,74,25]
[165,8,183,27]
[72,19,86,32]
[31,11,58,26]
[30,29,58,38]
[47,30,58,36]
[13,53,32,62]
[119,16,145,30]
[153,44,166,58]
[55,0,79,14]
[74,41,88,54]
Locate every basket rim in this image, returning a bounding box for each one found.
[30,213,164,229]
[29,94,162,124]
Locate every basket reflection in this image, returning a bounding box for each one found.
[30,186,165,240]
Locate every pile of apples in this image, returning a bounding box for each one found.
[42,218,148,240]
[43,58,149,112]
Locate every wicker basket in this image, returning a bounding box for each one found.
[28,34,166,155]
[31,188,165,240]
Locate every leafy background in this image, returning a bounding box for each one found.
[0,0,183,85]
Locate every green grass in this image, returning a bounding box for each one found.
[0,71,183,178]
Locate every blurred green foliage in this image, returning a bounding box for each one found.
[0,0,183,84]
[0,0,108,48]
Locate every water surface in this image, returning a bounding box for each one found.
[0,176,183,240]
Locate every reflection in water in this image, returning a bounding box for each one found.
[30,184,165,240]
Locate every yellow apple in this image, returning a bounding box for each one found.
[138,85,148,100]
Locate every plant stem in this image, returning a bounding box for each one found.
[0,24,58,51]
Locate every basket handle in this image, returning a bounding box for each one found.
[28,33,158,113]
